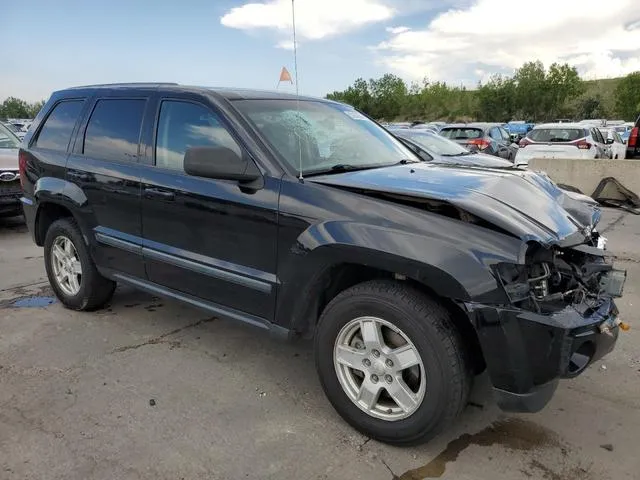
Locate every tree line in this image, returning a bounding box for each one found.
[0,97,46,120]
[326,61,640,123]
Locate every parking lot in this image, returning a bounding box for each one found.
[0,209,639,480]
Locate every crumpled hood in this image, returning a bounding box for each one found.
[309,162,593,246]
[0,148,19,171]
[432,152,513,168]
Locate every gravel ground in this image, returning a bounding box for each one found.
[1,208,639,480]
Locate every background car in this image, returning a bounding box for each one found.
[390,128,514,168]
[627,115,640,159]
[439,123,518,161]
[599,127,627,159]
[0,122,23,217]
[515,123,609,166]
[503,121,534,143]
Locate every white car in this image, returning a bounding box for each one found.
[600,128,627,159]
[514,123,609,166]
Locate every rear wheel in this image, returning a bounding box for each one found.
[315,280,472,445]
[44,218,116,310]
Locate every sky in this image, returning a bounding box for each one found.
[2,0,640,102]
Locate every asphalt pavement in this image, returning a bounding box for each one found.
[1,209,639,480]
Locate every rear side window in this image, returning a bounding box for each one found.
[83,99,146,162]
[155,100,242,172]
[593,129,605,144]
[34,100,84,151]
[499,127,511,141]
[489,128,502,140]
[528,128,585,142]
[440,128,483,140]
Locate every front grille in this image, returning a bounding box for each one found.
[0,179,21,195]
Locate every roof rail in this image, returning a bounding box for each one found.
[68,82,179,89]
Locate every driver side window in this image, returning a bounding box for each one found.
[155,100,242,171]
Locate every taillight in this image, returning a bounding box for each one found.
[629,127,639,147]
[575,141,592,150]
[18,151,27,189]
[519,138,531,148]
[468,138,490,150]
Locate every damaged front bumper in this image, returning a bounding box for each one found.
[465,296,621,413]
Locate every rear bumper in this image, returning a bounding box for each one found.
[20,196,37,241]
[466,297,620,412]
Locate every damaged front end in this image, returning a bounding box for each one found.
[469,235,627,413]
[494,240,626,315]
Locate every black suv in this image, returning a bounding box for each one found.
[20,84,626,445]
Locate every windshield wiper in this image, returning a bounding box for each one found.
[304,159,417,177]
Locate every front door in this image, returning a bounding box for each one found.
[139,98,279,320]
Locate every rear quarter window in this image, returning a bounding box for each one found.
[34,100,85,151]
[440,128,483,140]
[528,128,585,142]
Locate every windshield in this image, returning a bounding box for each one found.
[440,127,483,140]
[399,131,468,156]
[528,128,585,142]
[233,99,416,175]
[0,123,21,149]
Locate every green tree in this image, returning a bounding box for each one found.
[614,71,640,120]
[27,100,46,118]
[0,97,31,118]
[513,61,547,121]
[368,74,407,120]
[326,77,372,114]
[546,63,584,119]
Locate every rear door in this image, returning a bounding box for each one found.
[592,128,609,158]
[66,95,149,278]
[489,127,510,159]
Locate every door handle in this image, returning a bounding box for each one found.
[144,187,175,201]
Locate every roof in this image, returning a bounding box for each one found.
[61,83,332,103]
[533,123,588,129]
[441,122,501,130]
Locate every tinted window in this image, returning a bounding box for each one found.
[0,122,21,149]
[528,128,585,142]
[499,127,511,141]
[35,100,84,151]
[594,129,605,144]
[489,128,502,140]
[83,99,145,162]
[155,101,242,171]
[440,128,483,140]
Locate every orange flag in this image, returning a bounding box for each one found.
[279,67,293,84]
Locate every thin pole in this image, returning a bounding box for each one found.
[292,0,303,181]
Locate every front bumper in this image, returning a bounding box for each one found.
[0,189,23,216]
[466,297,620,412]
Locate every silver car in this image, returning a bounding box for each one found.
[0,122,22,217]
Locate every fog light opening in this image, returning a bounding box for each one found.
[567,342,595,377]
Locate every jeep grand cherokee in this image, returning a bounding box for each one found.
[19,84,626,445]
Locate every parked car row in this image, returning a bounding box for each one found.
[17,83,625,446]
[385,117,637,164]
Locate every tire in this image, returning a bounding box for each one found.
[44,218,116,311]
[315,280,472,445]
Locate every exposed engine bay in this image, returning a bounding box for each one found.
[496,236,626,313]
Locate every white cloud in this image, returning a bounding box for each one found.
[276,40,295,50]
[376,0,640,84]
[386,26,410,34]
[221,0,394,41]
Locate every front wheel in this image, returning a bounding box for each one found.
[314,280,472,445]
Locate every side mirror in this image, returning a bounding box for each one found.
[184,146,261,182]
[606,138,614,145]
